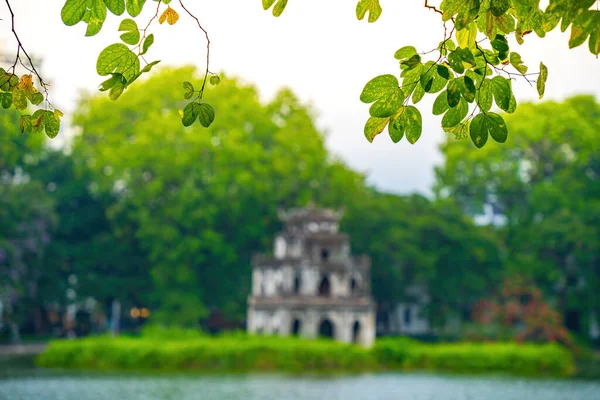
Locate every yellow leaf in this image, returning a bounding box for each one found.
[17,74,34,92]
[159,7,179,25]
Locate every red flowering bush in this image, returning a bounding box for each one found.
[470,276,572,347]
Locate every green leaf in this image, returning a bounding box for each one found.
[412,81,425,104]
[85,0,108,37]
[104,0,125,15]
[446,79,461,108]
[387,106,422,144]
[43,110,61,138]
[197,103,215,128]
[388,113,404,143]
[272,0,288,17]
[400,54,421,71]
[369,88,405,118]
[140,60,160,73]
[96,43,140,81]
[209,75,221,86]
[119,18,140,45]
[448,50,465,74]
[442,98,468,128]
[491,34,509,52]
[183,81,194,100]
[437,65,450,80]
[456,22,477,48]
[262,0,276,9]
[27,91,44,106]
[537,62,548,99]
[31,110,45,134]
[126,0,146,17]
[394,46,417,60]
[402,106,422,144]
[109,82,125,100]
[182,102,200,127]
[419,61,449,94]
[509,52,528,74]
[61,0,88,26]
[360,75,399,103]
[369,88,404,118]
[469,111,507,147]
[456,47,476,66]
[356,0,382,23]
[364,116,389,142]
[433,90,450,115]
[491,76,512,111]
[0,92,12,109]
[141,34,154,55]
[461,76,477,103]
[569,10,600,55]
[263,0,288,16]
[19,115,32,134]
[446,120,470,140]
[11,89,27,110]
[477,78,493,112]
[99,73,123,91]
[490,0,511,17]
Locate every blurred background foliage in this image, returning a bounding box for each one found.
[1,67,598,349]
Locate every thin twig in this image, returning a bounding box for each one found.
[179,0,211,97]
[424,0,443,16]
[137,0,162,58]
[4,0,51,103]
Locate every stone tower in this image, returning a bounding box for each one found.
[247,206,376,347]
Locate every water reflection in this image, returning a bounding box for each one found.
[1,373,599,400]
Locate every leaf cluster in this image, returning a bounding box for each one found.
[263,0,597,148]
[0,69,63,137]
[60,0,218,127]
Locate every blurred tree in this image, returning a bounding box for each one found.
[71,67,366,325]
[435,95,600,336]
[343,192,505,328]
[471,275,573,347]
[27,150,152,331]
[0,110,54,340]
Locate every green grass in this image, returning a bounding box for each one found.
[36,330,575,377]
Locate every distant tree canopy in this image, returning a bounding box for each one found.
[1,62,598,338]
[436,95,600,333]
[71,67,366,324]
[1,0,598,147]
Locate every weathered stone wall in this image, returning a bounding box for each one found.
[252,265,368,298]
[247,306,376,347]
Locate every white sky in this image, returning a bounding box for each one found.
[1,1,599,195]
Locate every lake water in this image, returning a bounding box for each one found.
[1,372,599,400]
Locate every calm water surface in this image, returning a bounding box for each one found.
[1,372,599,400]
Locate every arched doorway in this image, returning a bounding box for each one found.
[291,319,301,336]
[294,273,301,294]
[352,321,361,343]
[318,319,334,339]
[318,275,331,296]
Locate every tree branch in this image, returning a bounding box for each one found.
[178,0,211,97]
[424,0,443,16]
[4,0,50,98]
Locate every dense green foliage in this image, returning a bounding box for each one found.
[1,65,598,347]
[435,95,600,338]
[342,193,505,326]
[69,67,365,324]
[36,333,574,377]
[2,0,598,140]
